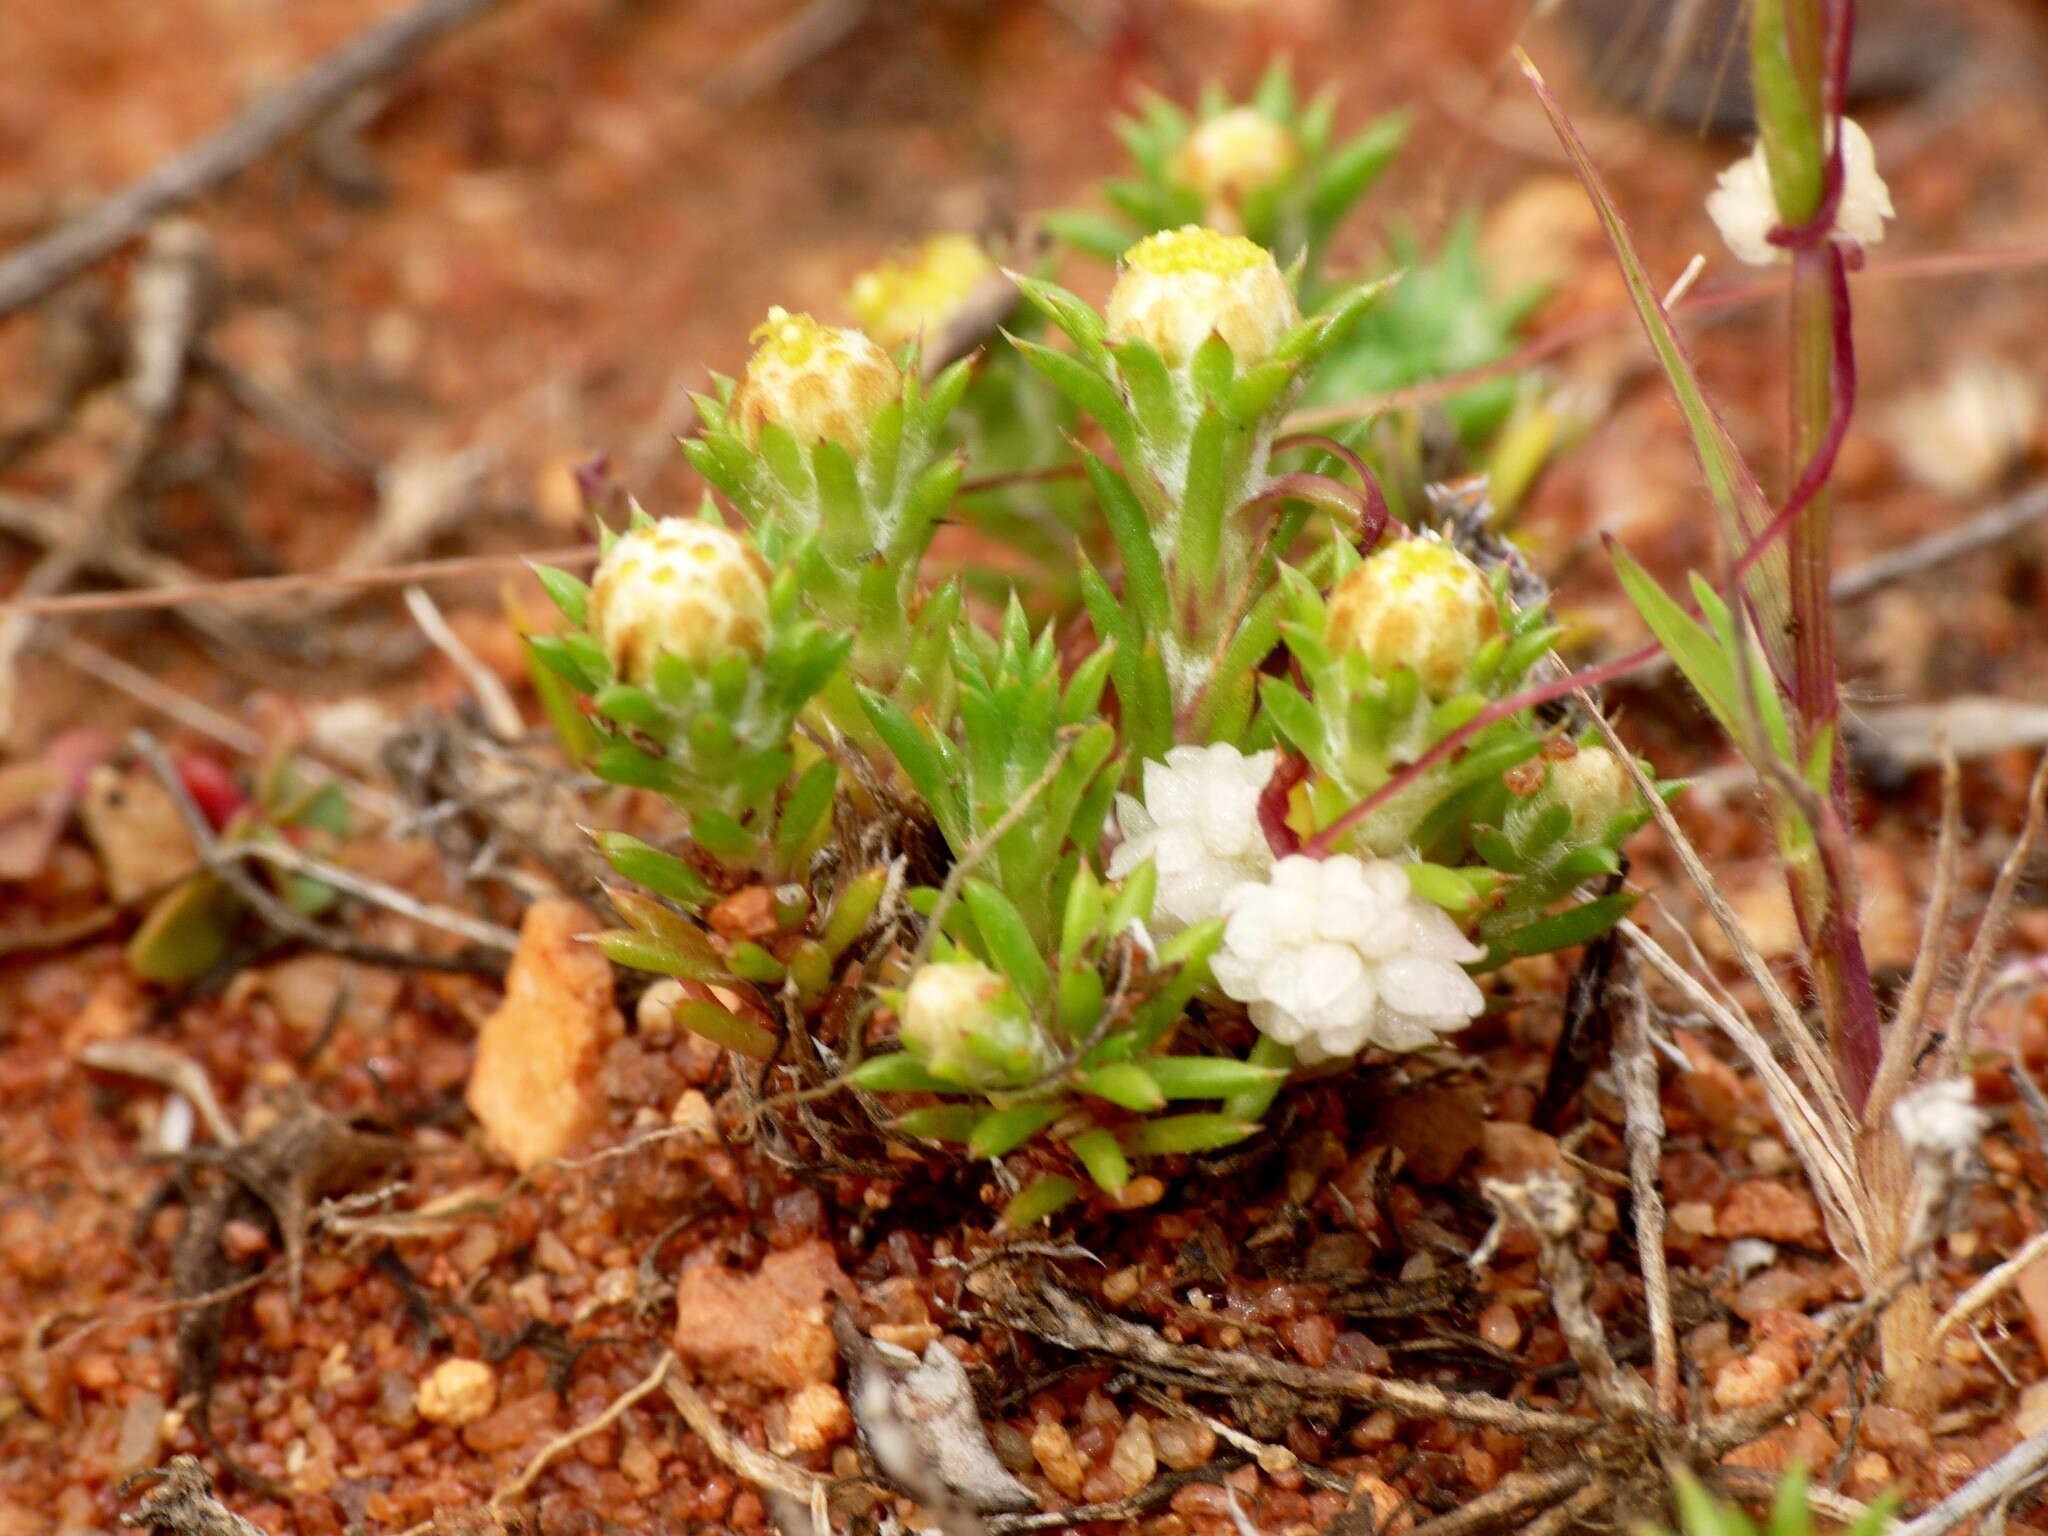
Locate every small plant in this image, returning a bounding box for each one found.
[526,120,1647,1222]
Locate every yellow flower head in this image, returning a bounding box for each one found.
[1172,108,1300,205]
[731,307,899,453]
[1105,226,1297,369]
[1325,535,1499,697]
[1544,745,1637,836]
[589,518,771,684]
[846,234,997,352]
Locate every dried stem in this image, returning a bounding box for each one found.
[1617,964,1680,1420]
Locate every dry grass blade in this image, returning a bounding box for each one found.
[1940,754,2048,1074]
[1627,919,1869,1266]
[1867,748,1962,1126]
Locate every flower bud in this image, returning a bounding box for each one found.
[589,518,771,685]
[1106,226,1297,369]
[1543,745,1637,838]
[731,306,899,453]
[847,234,997,352]
[1171,108,1300,206]
[899,960,1046,1088]
[1325,535,1498,697]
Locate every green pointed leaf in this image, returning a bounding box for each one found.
[1000,1174,1080,1228]
[1081,1062,1167,1112]
[848,1053,954,1093]
[970,1101,1066,1158]
[1065,1127,1131,1195]
[1123,1113,1258,1156]
[1142,1056,1289,1100]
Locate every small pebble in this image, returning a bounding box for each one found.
[1153,1417,1217,1471]
[1108,1415,1158,1496]
[1031,1419,1084,1497]
[1476,1300,1521,1351]
[416,1358,497,1428]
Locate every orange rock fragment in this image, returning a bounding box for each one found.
[466,899,621,1171]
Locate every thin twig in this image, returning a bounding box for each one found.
[0,543,595,621]
[1402,1467,1592,1536]
[1834,481,2048,602]
[662,1368,826,1504]
[1924,1228,2048,1367]
[0,0,515,318]
[1617,961,1680,1420]
[910,731,1078,972]
[220,838,517,953]
[0,224,211,735]
[1890,1423,2048,1536]
[492,1349,672,1507]
[129,729,511,974]
[403,585,523,740]
[979,1265,1590,1438]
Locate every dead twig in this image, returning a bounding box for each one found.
[1401,1466,1592,1536]
[1615,962,1680,1420]
[129,728,511,976]
[974,1264,1590,1438]
[1833,480,2048,602]
[0,223,212,736]
[662,1368,828,1510]
[404,585,523,740]
[1890,1423,2048,1536]
[492,1350,672,1507]
[78,1039,240,1146]
[0,0,515,319]
[1924,1228,2048,1366]
[0,543,596,622]
[1479,1175,1655,1424]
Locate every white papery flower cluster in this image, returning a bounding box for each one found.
[1107,744,1275,935]
[1110,745,1486,1062]
[1706,118,1892,267]
[1212,856,1485,1063]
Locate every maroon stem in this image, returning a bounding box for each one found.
[1272,433,1396,554]
[1259,750,1311,859]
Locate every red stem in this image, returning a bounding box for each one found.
[1259,750,1311,859]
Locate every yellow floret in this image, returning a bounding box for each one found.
[731,307,899,453]
[846,234,997,352]
[1324,535,1499,697]
[589,518,771,684]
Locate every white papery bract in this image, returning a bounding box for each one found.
[1107,743,1276,936]
[1707,117,1892,267]
[1212,855,1484,1064]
